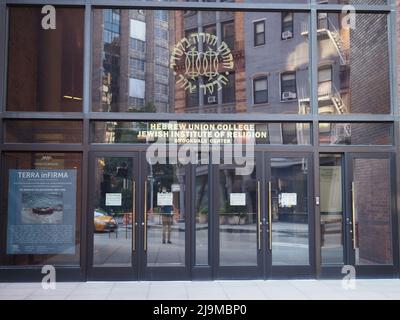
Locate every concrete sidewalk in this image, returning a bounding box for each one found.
[0,280,399,300]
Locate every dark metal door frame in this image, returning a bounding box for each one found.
[140,152,192,280]
[209,150,315,279]
[87,151,140,281]
[212,152,265,279]
[264,151,315,279]
[87,150,193,281]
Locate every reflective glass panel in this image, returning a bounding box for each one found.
[7,7,84,112]
[317,13,390,114]
[320,154,344,265]
[5,120,83,144]
[271,157,309,265]
[217,164,258,266]
[319,123,393,145]
[93,157,134,267]
[92,9,309,114]
[146,163,186,266]
[91,121,311,145]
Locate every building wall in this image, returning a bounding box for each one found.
[354,158,393,264]
[349,13,390,114]
[244,11,310,114]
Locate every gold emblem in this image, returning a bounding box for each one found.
[170,32,234,94]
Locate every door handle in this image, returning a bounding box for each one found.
[351,182,357,250]
[268,181,272,251]
[132,180,136,252]
[144,180,148,251]
[257,181,261,251]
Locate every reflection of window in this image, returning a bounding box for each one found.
[281,72,297,101]
[129,78,145,101]
[103,30,119,44]
[129,57,145,80]
[130,38,145,52]
[318,66,332,96]
[185,28,198,50]
[155,27,168,40]
[253,77,268,104]
[282,123,298,144]
[254,20,265,47]
[155,83,168,95]
[222,73,235,104]
[203,24,217,50]
[318,12,328,30]
[155,10,168,22]
[129,97,145,110]
[203,77,218,105]
[281,12,293,40]
[222,21,235,50]
[130,58,144,71]
[186,80,199,108]
[155,64,169,79]
[155,46,169,61]
[104,9,120,44]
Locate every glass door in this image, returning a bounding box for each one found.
[319,154,346,268]
[213,153,264,279]
[265,153,314,278]
[143,159,191,280]
[88,152,139,280]
[346,153,397,276]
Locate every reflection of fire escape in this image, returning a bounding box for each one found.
[300,17,349,115]
[297,81,348,115]
[328,27,348,66]
[318,82,347,115]
[301,18,349,65]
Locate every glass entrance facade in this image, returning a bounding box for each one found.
[0,0,398,281]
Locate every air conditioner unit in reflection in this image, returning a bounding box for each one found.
[282,31,293,40]
[207,96,216,104]
[282,91,297,100]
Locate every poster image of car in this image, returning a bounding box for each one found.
[7,169,77,255]
[21,191,64,224]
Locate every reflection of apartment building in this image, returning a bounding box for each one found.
[92,9,175,113]
[173,11,246,113]
[245,11,310,115]
[315,12,390,144]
